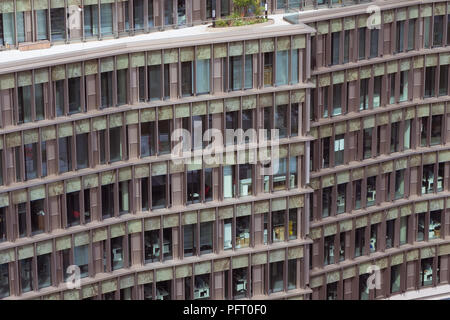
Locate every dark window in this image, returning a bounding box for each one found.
[101,183,114,219]
[152,175,166,209]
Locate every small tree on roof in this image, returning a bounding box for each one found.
[233,0,261,17]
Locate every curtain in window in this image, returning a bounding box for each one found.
[275,50,288,86]
[196,59,210,94]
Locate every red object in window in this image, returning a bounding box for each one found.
[72,210,80,218]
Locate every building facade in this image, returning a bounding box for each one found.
[0,0,449,301]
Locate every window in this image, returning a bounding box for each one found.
[396,21,404,53]
[399,70,408,102]
[390,122,400,153]
[272,211,285,243]
[187,170,201,204]
[289,156,298,189]
[242,109,254,142]
[35,83,45,120]
[337,183,346,214]
[354,179,362,210]
[194,274,210,299]
[331,32,340,65]
[431,115,442,145]
[358,28,366,60]
[200,222,213,254]
[425,67,436,97]
[117,69,128,106]
[84,4,99,38]
[366,176,376,207]
[370,224,378,253]
[144,229,160,263]
[164,0,174,25]
[148,65,161,100]
[400,216,408,245]
[76,133,89,169]
[235,216,250,249]
[58,137,72,173]
[196,59,210,94]
[177,0,186,25]
[111,237,124,271]
[24,143,38,180]
[424,17,431,48]
[37,253,51,289]
[18,85,32,124]
[239,164,252,197]
[275,104,288,138]
[273,158,287,191]
[276,50,289,86]
[327,282,338,300]
[263,107,272,140]
[407,19,415,50]
[359,79,369,110]
[67,192,81,227]
[417,212,426,241]
[322,187,332,218]
[324,235,335,265]
[395,169,405,199]
[223,166,235,199]
[0,263,9,298]
[291,49,299,84]
[422,164,434,195]
[354,227,365,257]
[141,122,155,157]
[386,219,395,249]
[390,265,401,293]
[100,3,113,36]
[181,61,193,96]
[68,77,81,114]
[371,76,380,109]
[133,0,144,31]
[109,127,122,162]
[389,73,395,104]
[263,52,273,86]
[433,15,444,47]
[269,261,284,293]
[420,258,433,287]
[420,116,429,147]
[439,65,448,96]
[101,71,113,108]
[20,258,33,293]
[229,56,242,91]
[363,128,372,159]
[184,224,197,257]
[119,181,130,215]
[334,134,344,166]
[369,29,378,58]
[404,119,411,150]
[438,163,444,192]
[50,8,65,41]
[158,120,171,154]
[288,208,297,240]
[223,218,232,250]
[333,84,342,115]
[429,210,441,239]
[55,79,64,117]
[101,183,114,219]
[359,274,369,300]
[152,175,166,209]
[343,30,350,63]
[233,268,248,298]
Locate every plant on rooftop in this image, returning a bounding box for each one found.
[213,0,267,27]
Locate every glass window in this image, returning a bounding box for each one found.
[370,224,378,253]
[337,183,346,214]
[289,156,297,189]
[223,218,232,250]
[144,230,160,263]
[420,116,429,147]
[334,134,345,166]
[109,127,122,162]
[24,143,38,180]
[359,79,369,110]
[359,274,369,300]
[100,3,113,35]
[431,115,442,145]
[424,17,431,48]
[76,133,89,169]
[386,219,395,249]
[343,30,350,63]
[396,21,404,53]
[395,169,405,199]
[425,67,436,98]
[324,235,335,265]
[119,181,130,215]
[141,122,155,157]
[181,61,193,96]
[439,65,448,96]
[58,137,72,173]
[291,49,299,84]
[184,224,197,257]
[390,122,400,153]
[84,5,99,38]
[111,237,124,271]
[275,104,288,138]
[288,208,297,240]
[0,263,9,298]
[366,176,376,207]
[332,84,342,115]
[196,59,210,94]
[354,227,365,257]
[101,71,113,108]
[358,28,366,60]
[50,8,65,41]
[407,19,415,50]
[235,216,250,249]
[133,0,144,30]
[148,65,161,100]
[20,258,33,293]
[223,166,235,199]
[322,186,332,218]
[18,85,32,124]
[363,128,372,159]
[204,168,213,202]
[322,137,330,168]
[152,175,166,209]
[272,210,285,243]
[433,15,444,47]
[187,170,201,204]
[66,191,80,227]
[55,79,64,117]
[390,265,401,293]
[239,164,252,197]
[101,183,114,219]
[68,77,81,114]
[233,268,248,299]
[263,52,273,86]
[417,212,425,241]
[422,164,434,195]
[230,56,242,91]
[331,32,340,65]
[429,210,441,239]
[420,258,433,287]
[117,69,127,106]
[37,253,51,289]
[290,103,299,137]
[326,282,338,300]
[200,222,213,254]
[0,208,5,242]
[275,50,289,86]
[269,261,284,293]
[35,83,45,120]
[273,158,287,191]
[399,70,408,102]
[369,28,378,58]
[354,179,362,210]
[158,119,171,154]
[194,274,210,299]
[400,216,408,245]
